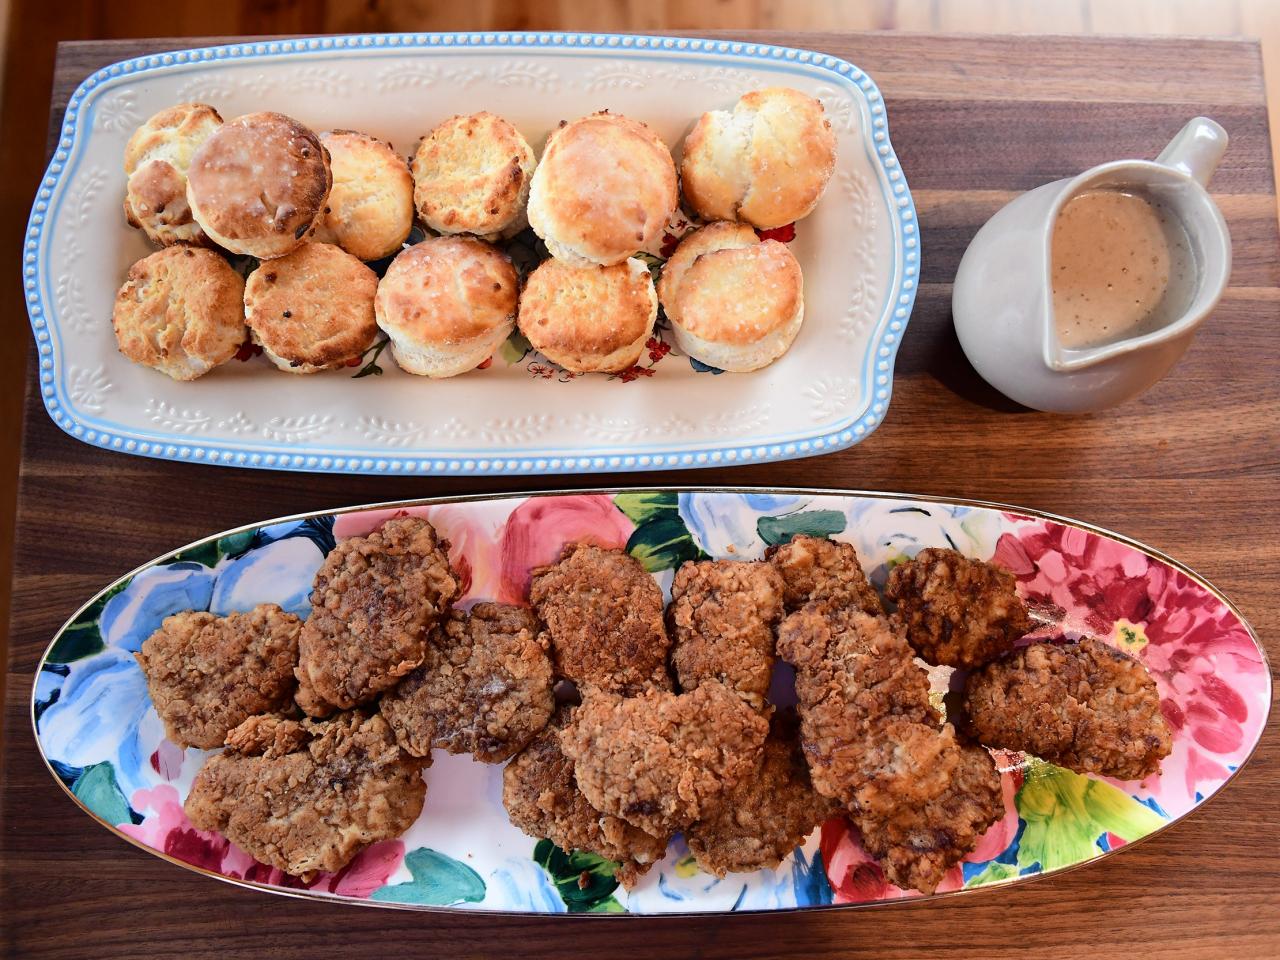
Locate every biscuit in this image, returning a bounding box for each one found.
[313,130,414,261]
[681,87,837,229]
[375,236,518,378]
[527,112,678,266]
[411,112,536,241]
[111,246,246,380]
[668,239,803,372]
[517,257,657,373]
[244,242,378,373]
[657,221,759,323]
[186,111,332,259]
[123,103,223,246]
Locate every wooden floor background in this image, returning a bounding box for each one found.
[1,0,1279,748]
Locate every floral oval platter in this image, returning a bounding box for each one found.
[32,489,1270,915]
[28,33,914,477]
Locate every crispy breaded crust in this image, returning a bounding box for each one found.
[856,742,1003,894]
[686,714,837,876]
[517,257,657,373]
[527,112,678,266]
[768,535,883,614]
[244,242,379,373]
[187,111,332,259]
[185,711,426,880]
[112,246,246,381]
[295,517,459,715]
[668,559,785,711]
[963,637,1172,780]
[559,682,769,838]
[412,112,536,241]
[123,102,223,246]
[885,547,1033,669]
[528,542,671,695]
[381,603,554,762]
[681,87,837,229]
[314,129,414,261]
[502,706,668,888]
[135,604,301,749]
[656,221,759,323]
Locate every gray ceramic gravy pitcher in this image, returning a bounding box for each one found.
[952,117,1231,413]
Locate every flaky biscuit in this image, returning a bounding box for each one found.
[123,102,223,246]
[670,239,804,372]
[527,112,678,266]
[375,236,518,378]
[111,246,246,380]
[517,257,657,373]
[681,87,837,229]
[313,130,414,261]
[187,111,332,259]
[244,242,378,373]
[411,112,536,241]
[657,221,759,323]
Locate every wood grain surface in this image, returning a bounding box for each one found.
[3,31,1278,960]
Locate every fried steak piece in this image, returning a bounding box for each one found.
[295,517,458,716]
[559,680,769,839]
[135,604,302,749]
[529,543,671,695]
[185,712,426,879]
[668,558,785,711]
[685,713,838,876]
[963,636,1172,780]
[502,707,668,888]
[884,547,1033,669]
[768,534,883,614]
[381,602,554,763]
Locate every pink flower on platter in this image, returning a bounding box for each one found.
[148,739,184,781]
[331,505,505,604]
[121,784,404,897]
[995,519,1268,815]
[497,495,635,604]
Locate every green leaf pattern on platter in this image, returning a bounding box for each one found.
[71,761,132,826]
[46,578,131,663]
[533,839,627,914]
[964,859,1021,888]
[756,510,848,546]
[1014,760,1167,873]
[369,847,486,906]
[616,491,706,573]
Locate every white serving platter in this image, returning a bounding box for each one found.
[26,33,917,476]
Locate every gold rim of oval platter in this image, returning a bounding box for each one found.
[28,486,1274,916]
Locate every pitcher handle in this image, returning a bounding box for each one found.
[1155,116,1228,187]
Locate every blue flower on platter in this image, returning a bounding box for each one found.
[487,859,567,913]
[209,537,323,619]
[99,562,216,653]
[36,647,160,799]
[840,498,1004,587]
[677,492,810,559]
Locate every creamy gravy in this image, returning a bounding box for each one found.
[1051,189,1196,349]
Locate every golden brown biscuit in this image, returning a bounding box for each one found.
[681,87,837,229]
[111,246,246,380]
[669,239,804,372]
[244,242,378,373]
[123,102,223,246]
[517,257,657,373]
[656,221,759,322]
[374,236,518,378]
[313,130,414,261]
[186,111,332,259]
[527,112,678,266]
[411,112,536,241]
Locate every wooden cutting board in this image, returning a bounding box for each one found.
[3,31,1278,960]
